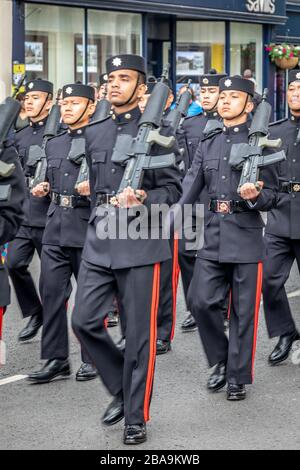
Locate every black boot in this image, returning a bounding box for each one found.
[269,330,300,365]
[102,392,124,426]
[181,313,197,333]
[76,363,98,381]
[207,361,227,392]
[227,383,246,401]
[156,339,171,355]
[27,359,71,384]
[124,424,147,445]
[18,314,43,342]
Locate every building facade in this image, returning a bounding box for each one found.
[8,0,300,120]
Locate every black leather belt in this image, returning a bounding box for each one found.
[96,193,116,206]
[51,192,88,208]
[209,199,252,214]
[280,182,300,193]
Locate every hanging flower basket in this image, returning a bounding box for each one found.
[275,57,299,70]
[266,43,300,70]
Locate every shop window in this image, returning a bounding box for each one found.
[176,21,225,88]
[230,23,263,94]
[25,3,84,91]
[87,10,142,84]
[25,4,142,90]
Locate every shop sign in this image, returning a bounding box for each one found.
[246,0,276,14]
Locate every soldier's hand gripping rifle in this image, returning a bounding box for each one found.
[111,66,176,198]
[0,98,21,201]
[28,90,62,189]
[229,89,286,194]
[164,79,192,132]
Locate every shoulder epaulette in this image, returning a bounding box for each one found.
[269,118,288,127]
[201,128,223,142]
[47,130,68,142]
[14,124,30,134]
[185,112,203,121]
[88,115,111,127]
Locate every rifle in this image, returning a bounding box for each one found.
[92,84,111,122]
[0,97,22,203]
[164,79,192,132]
[28,90,62,189]
[111,66,176,195]
[229,89,286,194]
[74,88,111,190]
[12,73,27,99]
[66,137,88,190]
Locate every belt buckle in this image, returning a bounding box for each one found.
[292,183,300,193]
[61,196,72,208]
[217,200,231,214]
[102,193,116,206]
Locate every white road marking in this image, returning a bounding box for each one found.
[0,374,27,386]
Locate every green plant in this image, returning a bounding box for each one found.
[265,43,300,61]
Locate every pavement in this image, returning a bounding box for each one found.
[0,256,300,450]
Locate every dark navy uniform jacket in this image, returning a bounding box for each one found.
[14,119,50,228]
[181,111,220,169]
[179,122,279,263]
[0,141,25,305]
[266,116,300,239]
[82,106,182,270]
[43,128,91,248]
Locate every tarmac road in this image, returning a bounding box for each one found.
[0,256,299,450]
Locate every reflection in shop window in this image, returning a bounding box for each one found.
[230,23,263,94]
[87,10,142,84]
[176,21,225,98]
[25,4,142,90]
[25,3,84,90]
[176,22,225,79]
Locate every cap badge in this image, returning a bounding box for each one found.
[28,82,34,89]
[203,78,209,85]
[224,79,232,88]
[66,87,73,95]
[103,74,108,81]
[296,72,300,80]
[112,57,122,67]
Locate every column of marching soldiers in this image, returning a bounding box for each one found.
[0,53,300,446]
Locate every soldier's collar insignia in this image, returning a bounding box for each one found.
[112,57,122,67]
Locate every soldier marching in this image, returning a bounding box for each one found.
[1,51,300,446]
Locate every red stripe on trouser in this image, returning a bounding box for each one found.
[0,307,4,340]
[143,263,160,423]
[251,262,263,381]
[171,235,180,341]
[227,290,232,320]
